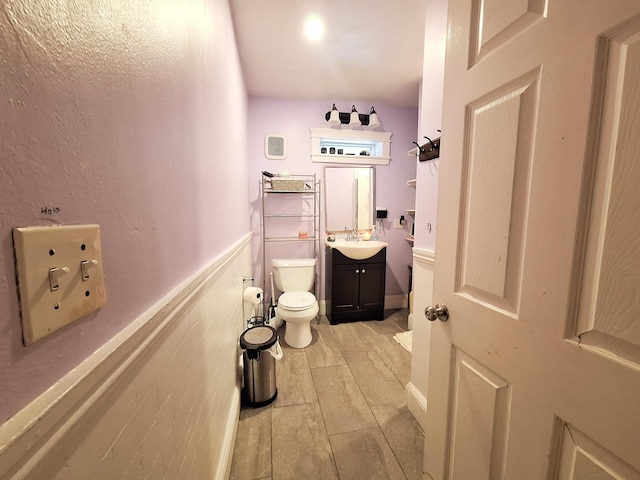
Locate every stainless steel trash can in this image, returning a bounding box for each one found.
[240,325,279,407]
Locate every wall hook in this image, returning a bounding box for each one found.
[418,132,441,162]
[412,141,426,154]
[423,136,437,151]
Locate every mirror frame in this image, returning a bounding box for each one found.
[324,165,376,233]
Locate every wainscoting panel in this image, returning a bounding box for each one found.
[0,235,252,480]
[407,247,435,430]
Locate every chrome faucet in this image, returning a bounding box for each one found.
[345,227,355,241]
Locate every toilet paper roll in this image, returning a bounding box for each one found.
[243,287,263,305]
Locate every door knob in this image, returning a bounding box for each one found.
[425,303,449,322]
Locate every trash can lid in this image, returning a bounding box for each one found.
[240,325,278,350]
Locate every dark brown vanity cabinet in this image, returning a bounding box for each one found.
[325,247,386,324]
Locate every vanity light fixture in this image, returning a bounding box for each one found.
[324,104,381,129]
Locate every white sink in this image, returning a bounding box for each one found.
[326,239,388,260]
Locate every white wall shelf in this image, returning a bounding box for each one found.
[310,128,392,165]
[406,178,416,220]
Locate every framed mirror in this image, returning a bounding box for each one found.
[324,166,375,232]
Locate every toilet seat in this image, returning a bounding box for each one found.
[278,291,316,311]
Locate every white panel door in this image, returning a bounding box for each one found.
[425,1,640,478]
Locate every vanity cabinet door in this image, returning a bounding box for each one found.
[331,264,360,313]
[358,262,385,312]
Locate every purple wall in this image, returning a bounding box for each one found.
[247,97,417,300]
[0,0,249,421]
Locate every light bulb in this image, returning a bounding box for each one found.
[328,103,340,125]
[349,105,361,126]
[368,107,380,128]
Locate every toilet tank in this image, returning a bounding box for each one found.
[272,258,317,292]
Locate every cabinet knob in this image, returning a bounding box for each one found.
[361,268,366,274]
[355,269,359,274]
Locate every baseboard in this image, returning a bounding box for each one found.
[318,299,326,316]
[406,381,428,430]
[385,294,408,310]
[218,384,242,479]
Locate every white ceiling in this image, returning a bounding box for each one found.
[229,0,427,108]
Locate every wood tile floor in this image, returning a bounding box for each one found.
[230,309,424,480]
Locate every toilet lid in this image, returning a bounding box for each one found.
[278,292,316,311]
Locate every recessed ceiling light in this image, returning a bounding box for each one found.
[304,15,324,41]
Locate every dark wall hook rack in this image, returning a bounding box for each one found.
[414,130,441,161]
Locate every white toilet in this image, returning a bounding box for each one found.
[272,258,319,349]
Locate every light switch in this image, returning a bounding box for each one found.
[13,224,106,344]
[48,266,70,291]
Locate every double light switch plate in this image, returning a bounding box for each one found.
[13,224,106,344]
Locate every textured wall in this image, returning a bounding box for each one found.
[247,96,418,301]
[0,0,249,422]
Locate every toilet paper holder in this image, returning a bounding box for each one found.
[243,286,264,305]
[243,285,265,329]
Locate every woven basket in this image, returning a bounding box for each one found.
[270,178,306,191]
